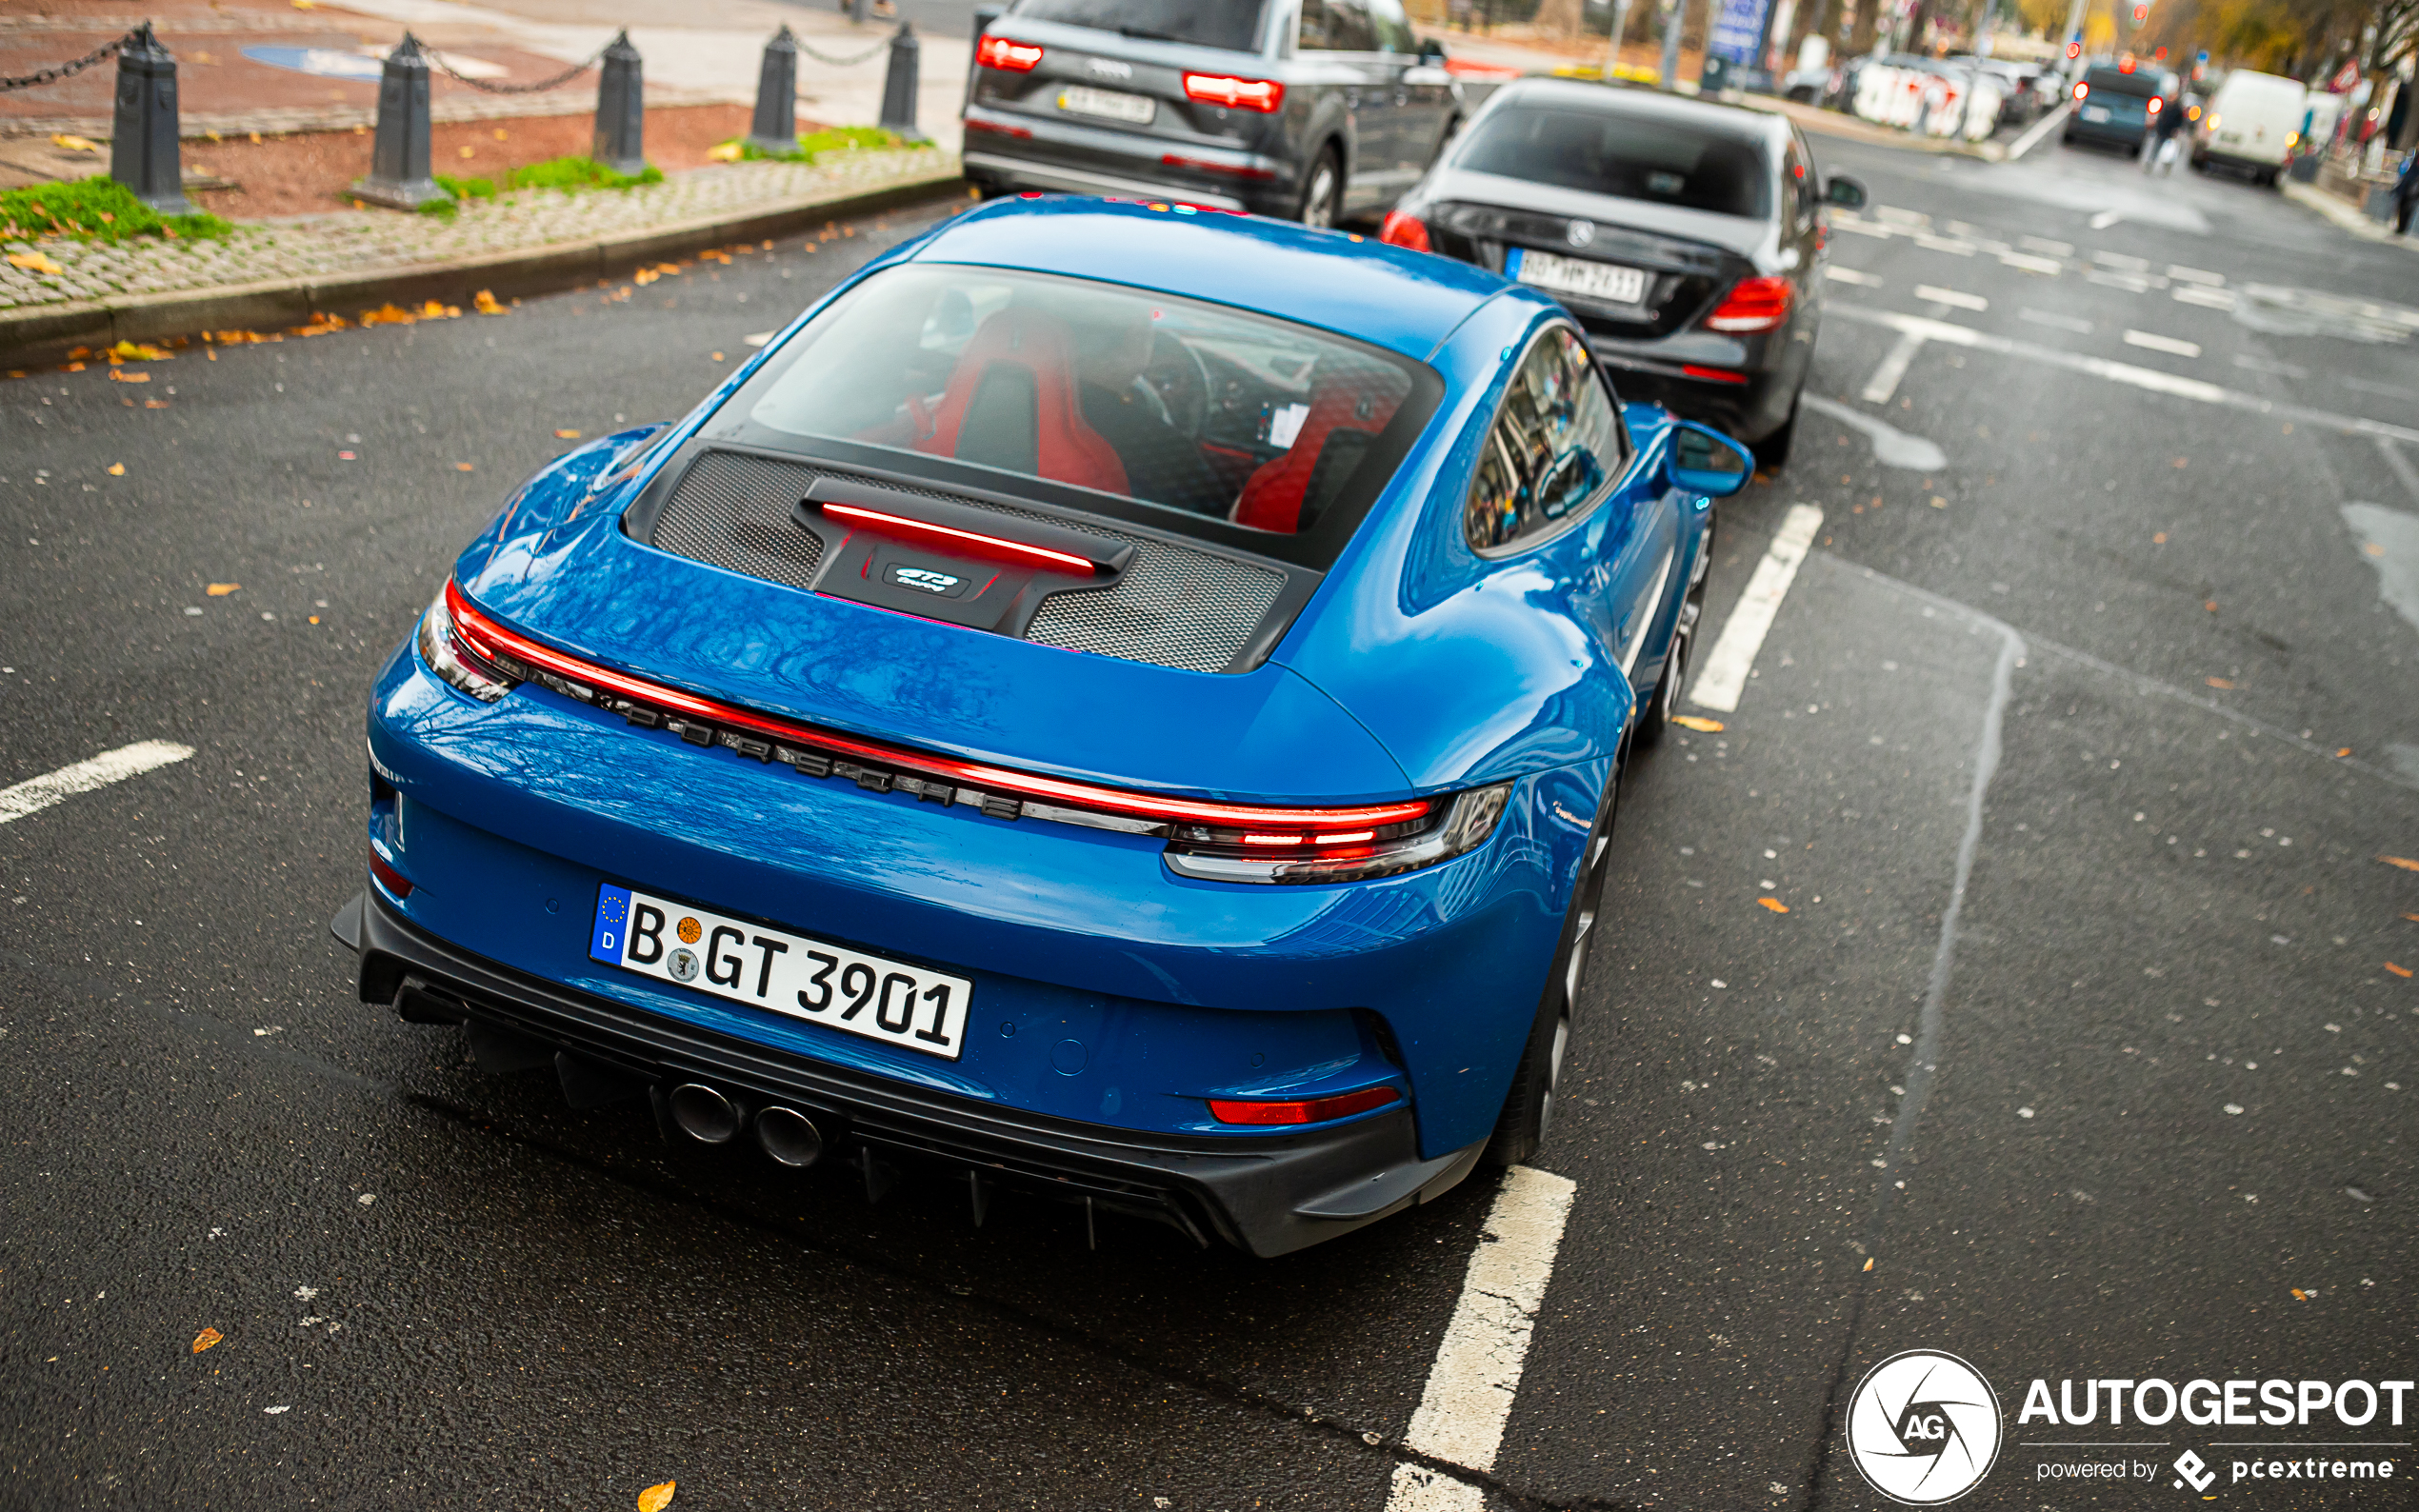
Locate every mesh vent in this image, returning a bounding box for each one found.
[648,451,1286,674]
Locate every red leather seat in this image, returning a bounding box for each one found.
[1231,373,1402,533]
[910,308,1130,496]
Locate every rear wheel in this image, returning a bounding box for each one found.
[1484,784,1614,1167]
[1751,392,1799,472]
[1297,148,1342,229]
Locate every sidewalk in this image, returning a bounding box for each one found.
[2,146,964,360]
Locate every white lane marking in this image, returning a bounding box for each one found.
[1912,232,1976,256]
[0,741,195,826]
[2124,328,2204,359]
[1860,329,1927,404]
[2019,235,2074,256]
[1824,265,1884,287]
[1914,284,1989,311]
[2004,101,2072,160]
[2168,264,2226,286]
[1802,394,1949,471]
[1874,205,1929,227]
[2173,284,2237,310]
[1831,216,1893,239]
[1828,304,2419,445]
[2379,439,2419,506]
[2089,208,2124,229]
[2087,269,2155,293]
[1998,250,2063,275]
[1689,504,1824,713]
[2092,249,2152,271]
[1384,1166,1577,1511]
[2234,351,2307,377]
[2019,308,2093,333]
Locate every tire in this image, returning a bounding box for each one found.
[1750,393,1798,472]
[1296,147,1343,229]
[1483,782,1614,1167]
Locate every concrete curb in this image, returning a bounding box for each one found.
[2281,176,2416,251]
[1,165,969,366]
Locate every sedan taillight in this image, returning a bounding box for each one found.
[975,34,1043,71]
[1377,208,1431,252]
[1183,73,1285,112]
[1702,275,1794,333]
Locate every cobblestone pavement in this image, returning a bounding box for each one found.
[0,148,953,313]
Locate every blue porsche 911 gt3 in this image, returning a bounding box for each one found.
[334,193,1751,1256]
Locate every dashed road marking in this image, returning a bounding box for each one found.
[2173,284,2237,310]
[1998,250,2064,275]
[2020,308,2094,333]
[1824,266,1885,286]
[1385,1166,1578,1512]
[2124,328,2204,359]
[1915,284,1989,311]
[1691,504,1825,713]
[0,741,195,826]
[2168,264,2226,286]
[2019,235,2075,256]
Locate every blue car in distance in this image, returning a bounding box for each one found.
[335,195,1750,1256]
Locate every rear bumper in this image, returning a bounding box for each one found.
[1587,338,1797,444]
[339,887,1485,1256]
[961,108,1295,216]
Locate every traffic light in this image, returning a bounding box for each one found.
[2129,3,2148,25]
[2067,35,2082,59]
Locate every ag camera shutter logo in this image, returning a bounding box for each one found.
[1847,1350,2004,1504]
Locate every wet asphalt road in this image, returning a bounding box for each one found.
[0,129,2413,1512]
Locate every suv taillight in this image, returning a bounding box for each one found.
[976,35,1043,71]
[1702,276,1793,333]
[1378,208,1430,252]
[1183,73,1285,112]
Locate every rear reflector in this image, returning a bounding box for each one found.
[1681,364,1750,384]
[369,848,414,899]
[439,581,1435,833]
[1209,1085,1402,1125]
[1159,152,1275,180]
[1183,73,1284,112]
[975,35,1043,70]
[1377,208,1430,252]
[1702,275,1793,333]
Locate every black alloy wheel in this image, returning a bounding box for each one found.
[1483,779,1616,1167]
[1751,391,1800,471]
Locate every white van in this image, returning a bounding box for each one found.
[2193,70,2306,184]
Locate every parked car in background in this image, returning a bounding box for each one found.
[2064,59,2179,155]
[961,0,1462,227]
[2189,71,2303,184]
[1377,79,1865,469]
[341,195,1751,1259]
[1847,53,2003,139]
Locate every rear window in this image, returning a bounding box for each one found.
[2085,66,2167,98]
[1455,106,1771,218]
[704,263,1438,564]
[1010,0,1269,52]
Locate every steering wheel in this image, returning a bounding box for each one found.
[1137,329,1210,439]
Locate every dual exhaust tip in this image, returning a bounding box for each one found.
[667,1082,823,1168]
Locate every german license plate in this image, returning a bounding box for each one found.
[591,885,973,1060]
[2081,105,2110,122]
[1058,85,1154,124]
[1509,249,1649,308]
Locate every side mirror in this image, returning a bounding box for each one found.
[1419,36,1447,64]
[1824,172,1869,209]
[1669,422,1753,497]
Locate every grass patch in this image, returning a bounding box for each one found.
[713,126,927,165]
[419,156,660,214]
[0,176,230,244]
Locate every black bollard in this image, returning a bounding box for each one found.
[965,5,1001,111]
[879,22,926,143]
[350,32,445,209]
[592,30,646,176]
[747,27,799,154]
[850,0,871,29]
[110,23,188,215]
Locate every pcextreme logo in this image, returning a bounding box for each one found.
[1847,1350,2005,1505]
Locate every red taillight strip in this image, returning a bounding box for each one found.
[819,502,1098,574]
[443,582,1434,829]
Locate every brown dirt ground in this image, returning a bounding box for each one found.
[185,103,827,219]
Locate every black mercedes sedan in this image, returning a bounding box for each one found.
[1379,80,1864,469]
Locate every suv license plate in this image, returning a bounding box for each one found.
[1509,249,1649,308]
[591,885,973,1060]
[1059,86,1155,124]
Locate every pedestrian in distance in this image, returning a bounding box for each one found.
[2145,92,2185,174]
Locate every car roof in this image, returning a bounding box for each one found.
[903,195,1518,360]
[1477,77,1789,145]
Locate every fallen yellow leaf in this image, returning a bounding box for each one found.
[2404,913,2419,924]
[2205,677,2233,689]
[2291,1287,2308,1300]
[554,428,582,439]
[2380,856,2419,873]
[1861,1257,1873,1271]
[191,1326,223,1353]
[107,462,126,474]
[110,339,169,361]
[1757,897,1789,913]
[207,583,240,596]
[1670,715,1724,732]
[454,462,475,472]
[2368,542,2389,556]
[146,399,170,408]
[358,303,419,328]
[2338,747,2354,758]
[50,133,100,152]
[637,1482,676,1512]
[2151,531,2168,544]
[2388,963,2414,979]
[108,369,150,384]
[707,141,744,162]
[473,289,505,315]
[8,250,66,276]
[710,352,725,362]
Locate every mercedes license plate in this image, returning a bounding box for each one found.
[1509,249,1649,308]
[1058,86,1155,124]
[591,885,973,1060]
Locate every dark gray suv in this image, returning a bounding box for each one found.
[961,0,1464,227]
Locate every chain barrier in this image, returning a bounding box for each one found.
[423,43,606,94]
[793,35,893,67]
[0,30,134,93]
